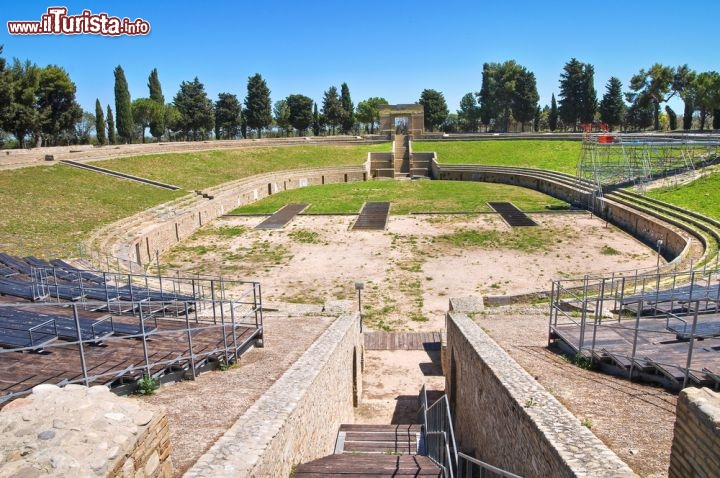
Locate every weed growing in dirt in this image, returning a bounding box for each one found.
[288,229,321,244]
[600,245,620,255]
[135,374,159,395]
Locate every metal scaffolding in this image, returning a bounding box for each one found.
[576,126,720,194]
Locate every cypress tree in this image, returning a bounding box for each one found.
[549,94,558,131]
[113,65,133,143]
[683,100,694,130]
[148,68,165,140]
[244,73,271,138]
[106,105,116,145]
[95,99,107,145]
[665,105,678,130]
[313,103,321,136]
[340,82,354,134]
[148,68,164,103]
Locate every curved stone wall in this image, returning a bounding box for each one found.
[431,161,690,264]
[89,166,368,267]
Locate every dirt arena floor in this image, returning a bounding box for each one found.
[148,212,677,477]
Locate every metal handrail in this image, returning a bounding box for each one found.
[28,318,58,346]
[418,385,522,478]
[457,452,523,478]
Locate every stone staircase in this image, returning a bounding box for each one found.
[294,424,441,477]
[394,134,410,176]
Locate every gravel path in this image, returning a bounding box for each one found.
[138,311,334,476]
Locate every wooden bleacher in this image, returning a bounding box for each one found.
[0,253,264,406]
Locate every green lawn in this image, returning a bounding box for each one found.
[413,140,581,174]
[91,143,390,190]
[0,165,183,256]
[646,171,720,220]
[231,179,567,214]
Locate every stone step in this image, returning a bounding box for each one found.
[335,424,422,455]
[294,454,442,477]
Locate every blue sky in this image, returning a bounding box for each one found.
[2,1,718,117]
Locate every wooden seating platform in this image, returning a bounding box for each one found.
[0,317,259,404]
[0,253,264,405]
[552,316,720,389]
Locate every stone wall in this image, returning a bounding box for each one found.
[430,162,689,263]
[445,311,635,477]
[184,312,362,477]
[669,387,720,478]
[91,166,367,267]
[0,384,172,477]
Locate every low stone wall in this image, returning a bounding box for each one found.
[669,387,720,478]
[431,163,689,263]
[92,166,367,266]
[600,196,688,262]
[445,310,635,477]
[184,312,362,477]
[0,384,172,477]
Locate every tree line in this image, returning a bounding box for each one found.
[457,59,720,134]
[2,43,720,148]
[0,45,84,148]
[96,68,408,144]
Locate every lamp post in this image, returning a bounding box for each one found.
[656,239,664,269]
[355,281,364,332]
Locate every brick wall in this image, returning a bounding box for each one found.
[669,387,720,478]
[445,312,635,477]
[184,311,362,477]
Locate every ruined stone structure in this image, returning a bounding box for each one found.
[378,104,424,136]
[0,384,172,477]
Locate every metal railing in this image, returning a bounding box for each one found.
[418,385,522,478]
[549,268,720,389]
[0,268,264,405]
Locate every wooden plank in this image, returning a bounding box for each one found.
[255,203,308,230]
[363,332,442,351]
[294,454,441,476]
[352,202,390,231]
[339,424,422,433]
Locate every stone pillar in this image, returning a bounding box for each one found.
[669,387,720,478]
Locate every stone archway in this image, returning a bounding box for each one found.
[378,104,424,136]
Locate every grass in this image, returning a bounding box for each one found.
[90,143,390,190]
[191,224,248,238]
[646,171,720,221]
[435,227,557,253]
[413,140,581,174]
[600,245,620,255]
[0,165,182,257]
[288,229,321,244]
[230,180,567,214]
